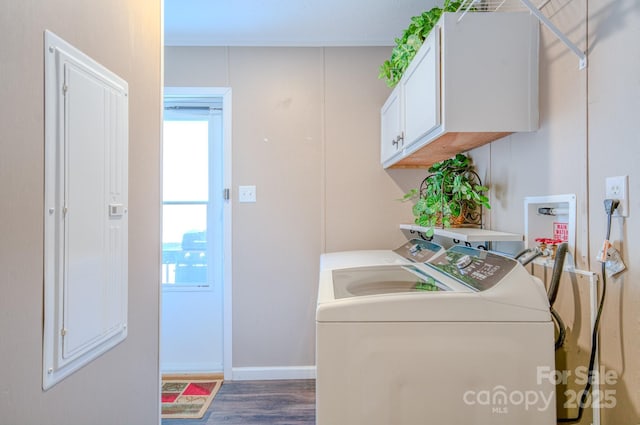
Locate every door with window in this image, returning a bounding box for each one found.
[160,91,226,373]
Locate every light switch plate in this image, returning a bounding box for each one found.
[239,185,256,203]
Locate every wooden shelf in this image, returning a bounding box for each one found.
[400,224,523,242]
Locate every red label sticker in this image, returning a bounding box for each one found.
[554,222,569,242]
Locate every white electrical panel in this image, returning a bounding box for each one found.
[43,31,128,389]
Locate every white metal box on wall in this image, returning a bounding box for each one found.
[43,31,128,389]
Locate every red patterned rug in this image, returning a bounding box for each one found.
[161,379,223,419]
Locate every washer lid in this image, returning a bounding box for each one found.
[332,265,454,299]
[320,250,410,272]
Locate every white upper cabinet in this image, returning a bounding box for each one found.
[401,28,441,150]
[381,12,539,168]
[380,85,402,164]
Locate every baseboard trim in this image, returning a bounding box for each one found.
[161,362,223,375]
[162,372,224,381]
[231,366,316,381]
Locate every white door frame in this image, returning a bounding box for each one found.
[163,86,233,380]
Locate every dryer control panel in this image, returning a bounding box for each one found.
[427,245,517,291]
[393,239,444,263]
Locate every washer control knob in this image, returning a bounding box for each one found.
[456,255,473,269]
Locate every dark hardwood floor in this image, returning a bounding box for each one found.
[162,379,316,425]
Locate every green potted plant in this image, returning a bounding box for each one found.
[402,154,490,237]
[379,0,462,88]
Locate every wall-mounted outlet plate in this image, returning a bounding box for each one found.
[605,175,629,217]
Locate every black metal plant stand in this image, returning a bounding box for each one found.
[409,169,487,250]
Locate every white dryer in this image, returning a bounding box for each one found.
[316,244,556,425]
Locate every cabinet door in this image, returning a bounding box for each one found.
[401,28,441,149]
[380,85,403,165]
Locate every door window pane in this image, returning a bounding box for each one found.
[162,116,211,287]
[162,204,207,285]
[163,120,209,202]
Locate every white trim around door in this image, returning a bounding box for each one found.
[163,87,233,381]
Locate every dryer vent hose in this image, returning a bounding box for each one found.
[547,242,568,307]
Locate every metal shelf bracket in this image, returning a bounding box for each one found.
[519,0,587,69]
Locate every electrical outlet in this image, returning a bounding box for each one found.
[238,185,256,203]
[605,175,629,217]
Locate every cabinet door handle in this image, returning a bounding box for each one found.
[392,132,404,147]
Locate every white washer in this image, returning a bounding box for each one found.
[320,239,445,271]
[316,244,556,425]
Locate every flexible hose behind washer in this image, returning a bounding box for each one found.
[548,243,568,306]
[550,307,566,350]
[546,243,568,351]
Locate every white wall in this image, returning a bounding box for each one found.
[165,46,423,373]
[472,0,640,422]
[0,1,161,424]
[587,0,640,423]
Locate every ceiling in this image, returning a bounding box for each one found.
[164,0,442,46]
